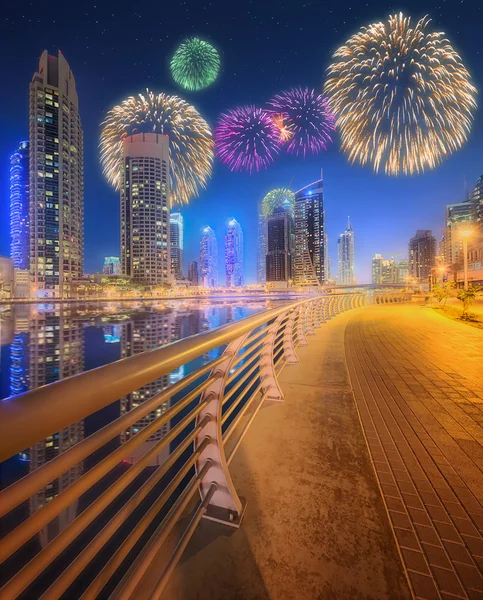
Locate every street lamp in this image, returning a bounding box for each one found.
[459,228,474,290]
[438,266,446,283]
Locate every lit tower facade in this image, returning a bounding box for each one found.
[10,141,30,270]
[337,217,355,285]
[200,226,218,288]
[188,260,199,285]
[294,176,326,286]
[29,51,83,298]
[408,230,436,283]
[121,133,170,285]
[257,202,267,284]
[170,212,184,279]
[225,219,244,287]
[266,208,293,284]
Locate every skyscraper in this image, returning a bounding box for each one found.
[372,254,383,284]
[266,209,292,284]
[120,133,170,286]
[294,176,326,286]
[444,203,473,269]
[170,212,184,279]
[225,219,244,287]
[396,259,410,283]
[337,217,355,285]
[102,256,121,275]
[10,141,30,271]
[188,260,199,285]
[200,226,218,288]
[409,230,436,283]
[257,202,266,285]
[29,51,83,298]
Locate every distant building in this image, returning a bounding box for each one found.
[0,256,15,298]
[293,176,326,286]
[266,209,292,284]
[120,133,170,286]
[372,254,383,285]
[188,260,199,285]
[396,259,410,284]
[225,219,244,287]
[170,212,184,279]
[200,226,218,288]
[10,141,30,271]
[102,256,121,275]
[444,203,473,269]
[29,51,84,298]
[257,202,266,285]
[337,217,355,285]
[372,254,403,285]
[409,230,436,283]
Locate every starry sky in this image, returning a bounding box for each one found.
[1,0,482,283]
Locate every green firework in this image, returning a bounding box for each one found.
[261,188,295,217]
[170,37,220,91]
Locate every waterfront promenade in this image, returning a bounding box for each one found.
[151,302,483,600]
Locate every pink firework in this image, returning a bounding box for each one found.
[215,106,282,173]
[268,87,336,157]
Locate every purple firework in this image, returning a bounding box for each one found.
[215,106,282,173]
[268,87,336,157]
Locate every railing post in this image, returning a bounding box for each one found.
[283,308,299,364]
[260,315,285,401]
[195,336,249,528]
[303,303,316,336]
[296,306,309,346]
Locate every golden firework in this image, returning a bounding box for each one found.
[324,13,477,175]
[100,90,213,206]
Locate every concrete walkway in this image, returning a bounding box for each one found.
[156,308,410,600]
[346,303,483,600]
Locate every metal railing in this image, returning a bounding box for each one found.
[0,291,410,599]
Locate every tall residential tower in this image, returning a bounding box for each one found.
[200,226,218,288]
[408,230,436,283]
[337,217,355,285]
[10,141,30,271]
[294,176,326,286]
[29,51,83,298]
[225,219,244,287]
[170,212,184,279]
[120,133,170,286]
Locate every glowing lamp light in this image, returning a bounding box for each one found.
[459,227,474,239]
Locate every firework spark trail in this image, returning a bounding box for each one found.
[261,188,296,217]
[170,37,220,91]
[268,87,336,157]
[324,12,477,175]
[100,90,213,206]
[215,106,282,173]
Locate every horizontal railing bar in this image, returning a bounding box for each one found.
[0,297,337,461]
[222,360,261,407]
[0,387,212,568]
[0,357,224,519]
[226,391,267,466]
[81,454,211,600]
[38,425,211,600]
[229,331,268,368]
[148,483,217,600]
[109,461,213,600]
[222,370,261,426]
[223,383,265,444]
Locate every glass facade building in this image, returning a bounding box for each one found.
[225,219,244,287]
[294,177,326,286]
[10,141,30,271]
[170,212,184,279]
[200,226,218,288]
[188,260,199,285]
[337,217,355,285]
[257,202,267,285]
[29,51,84,298]
[409,230,436,283]
[102,256,121,275]
[266,209,292,283]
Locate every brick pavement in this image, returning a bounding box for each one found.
[346,303,483,600]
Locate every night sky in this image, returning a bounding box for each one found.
[1,0,482,283]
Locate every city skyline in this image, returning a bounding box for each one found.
[1,2,482,284]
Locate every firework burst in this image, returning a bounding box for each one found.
[215,106,282,173]
[170,37,220,91]
[324,13,477,176]
[268,87,336,157]
[261,188,296,217]
[272,114,294,143]
[100,90,213,206]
